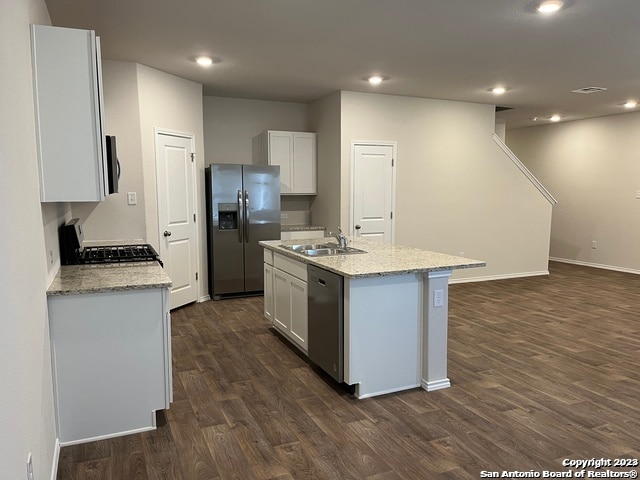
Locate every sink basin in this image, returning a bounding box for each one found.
[281,242,337,252]
[280,243,367,257]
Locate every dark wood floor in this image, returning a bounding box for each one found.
[57,262,640,479]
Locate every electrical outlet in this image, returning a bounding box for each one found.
[433,289,444,308]
[26,452,34,480]
[636,190,640,199]
[127,192,137,205]
[280,213,288,219]
[49,250,54,265]
[592,240,597,249]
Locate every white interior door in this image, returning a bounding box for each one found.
[352,143,395,243]
[156,132,198,309]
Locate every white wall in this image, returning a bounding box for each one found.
[137,64,207,299]
[507,112,640,273]
[309,91,342,230]
[203,96,309,165]
[74,60,146,243]
[340,91,553,281]
[0,0,58,478]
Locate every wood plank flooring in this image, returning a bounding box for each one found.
[57,262,640,479]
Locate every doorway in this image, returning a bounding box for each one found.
[351,142,397,243]
[155,131,199,309]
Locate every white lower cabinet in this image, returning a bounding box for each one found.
[47,288,171,445]
[265,252,308,352]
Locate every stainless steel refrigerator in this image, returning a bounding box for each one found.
[205,164,280,299]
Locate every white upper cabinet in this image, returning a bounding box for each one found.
[31,25,109,202]
[254,131,317,195]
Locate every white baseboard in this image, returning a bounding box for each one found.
[450,270,549,284]
[199,294,211,303]
[50,438,60,480]
[421,378,451,392]
[59,425,156,447]
[549,257,640,275]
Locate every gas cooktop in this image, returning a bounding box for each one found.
[78,244,160,264]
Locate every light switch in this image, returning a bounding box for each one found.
[127,192,137,205]
[636,190,640,199]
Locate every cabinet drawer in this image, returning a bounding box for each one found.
[264,248,274,266]
[274,253,307,282]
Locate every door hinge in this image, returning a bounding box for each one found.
[193,213,196,222]
[390,211,393,219]
[196,272,198,281]
[392,158,395,167]
[190,153,195,162]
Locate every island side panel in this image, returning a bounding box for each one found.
[344,274,421,399]
[421,270,452,391]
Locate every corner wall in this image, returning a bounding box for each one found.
[1,0,58,478]
[137,64,207,299]
[507,112,640,273]
[309,91,342,230]
[340,91,553,281]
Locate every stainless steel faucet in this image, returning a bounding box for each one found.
[328,227,348,248]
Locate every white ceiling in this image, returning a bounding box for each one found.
[44,0,640,129]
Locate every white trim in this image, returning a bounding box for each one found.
[549,257,640,276]
[450,270,549,284]
[492,133,558,205]
[427,269,453,280]
[199,294,211,303]
[421,378,451,392]
[154,128,200,308]
[59,425,157,447]
[50,438,60,480]
[350,141,398,243]
[355,382,421,400]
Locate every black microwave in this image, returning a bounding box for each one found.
[105,135,120,194]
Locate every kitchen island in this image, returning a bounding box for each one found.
[261,237,485,399]
[47,263,172,445]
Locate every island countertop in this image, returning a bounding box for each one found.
[47,263,172,296]
[260,237,485,278]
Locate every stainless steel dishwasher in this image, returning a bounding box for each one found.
[307,264,344,382]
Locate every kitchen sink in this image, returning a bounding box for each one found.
[280,243,367,256]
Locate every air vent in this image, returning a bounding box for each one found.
[571,86,608,94]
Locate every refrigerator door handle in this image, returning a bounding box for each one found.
[237,189,243,243]
[244,190,250,242]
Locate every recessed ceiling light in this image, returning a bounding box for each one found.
[195,56,213,67]
[490,86,508,95]
[537,0,564,13]
[550,114,561,122]
[624,100,637,109]
[368,75,384,85]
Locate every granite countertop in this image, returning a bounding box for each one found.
[47,263,172,296]
[281,225,325,232]
[260,237,486,278]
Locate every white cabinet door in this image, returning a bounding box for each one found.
[31,25,108,202]
[292,133,317,194]
[270,254,308,352]
[273,268,292,334]
[289,275,308,350]
[268,131,294,194]
[264,263,274,322]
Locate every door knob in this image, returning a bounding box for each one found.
[163,230,172,237]
[355,225,361,230]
